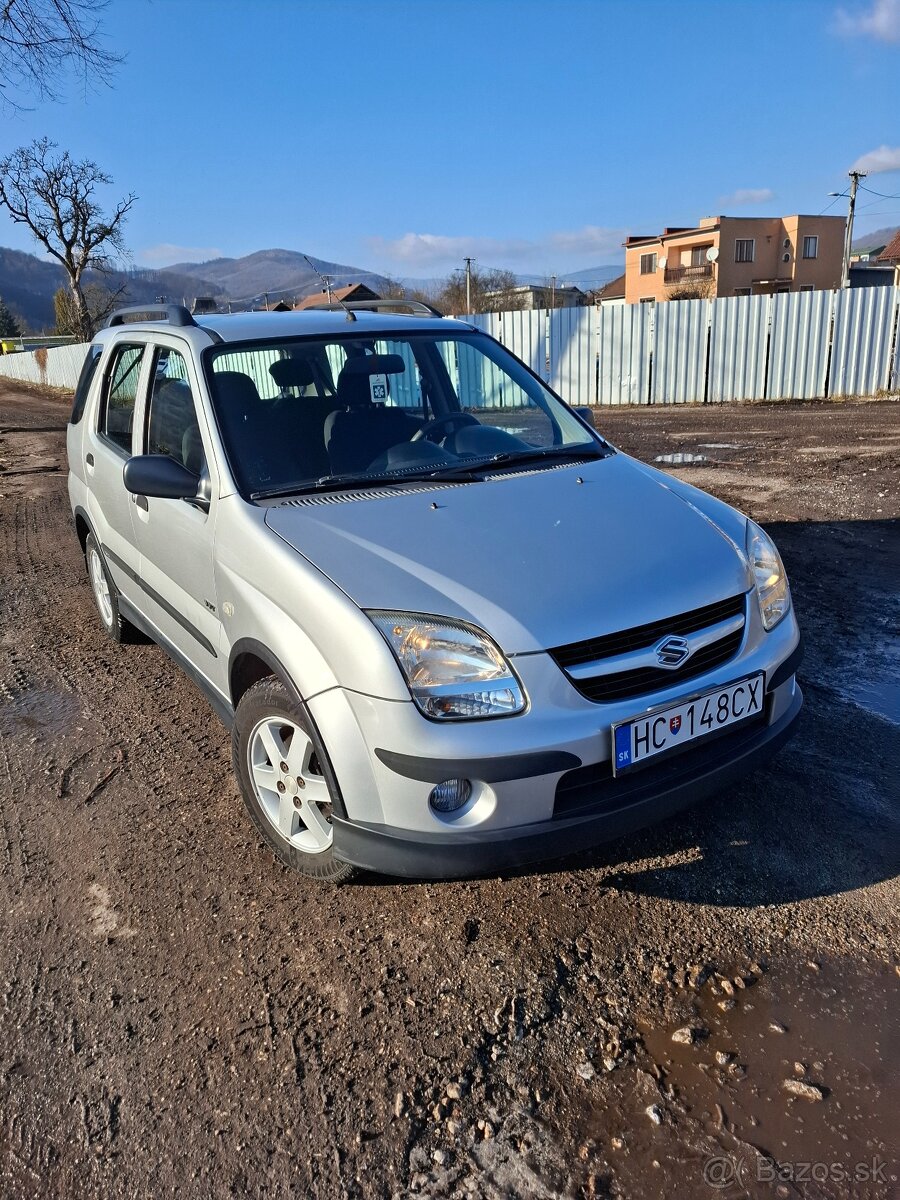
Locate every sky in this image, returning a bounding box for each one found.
[2,0,900,284]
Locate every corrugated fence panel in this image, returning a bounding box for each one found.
[495,308,545,378]
[651,298,708,404]
[708,294,769,402]
[549,308,595,405]
[596,303,652,405]
[767,289,832,400]
[829,286,900,396]
[0,342,89,390]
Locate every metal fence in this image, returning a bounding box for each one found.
[460,285,900,406]
[0,341,90,390]
[0,285,897,406]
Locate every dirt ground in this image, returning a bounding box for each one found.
[0,384,898,1200]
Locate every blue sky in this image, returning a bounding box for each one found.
[2,0,900,281]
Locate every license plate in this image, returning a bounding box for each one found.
[611,673,765,776]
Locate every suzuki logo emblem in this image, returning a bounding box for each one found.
[655,635,692,669]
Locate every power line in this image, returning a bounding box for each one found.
[859,183,900,201]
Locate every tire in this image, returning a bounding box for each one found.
[84,532,132,644]
[232,676,356,884]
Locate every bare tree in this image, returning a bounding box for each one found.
[666,279,714,301]
[0,138,136,339]
[426,266,523,314]
[0,0,122,106]
[53,281,124,336]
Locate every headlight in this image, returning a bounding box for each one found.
[746,521,790,631]
[368,611,526,719]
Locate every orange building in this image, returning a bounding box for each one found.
[624,214,845,304]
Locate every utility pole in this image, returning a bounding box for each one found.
[464,257,473,313]
[550,274,557,309]
[841,170,866,289]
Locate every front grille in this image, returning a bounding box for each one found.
[550,594,746,704]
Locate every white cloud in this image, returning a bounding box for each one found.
[851,144,900,173]
[139,243,223,267]
[833,0,900,42]
[367,225,627,273]
[719,187,775,207]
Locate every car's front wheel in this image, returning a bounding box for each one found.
[232,677,356,883]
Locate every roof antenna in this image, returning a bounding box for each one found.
[303,255,356,321]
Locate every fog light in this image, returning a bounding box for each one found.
[429,778,472,813]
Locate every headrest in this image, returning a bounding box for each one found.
[212,370,261,416]
[269,357,315,389]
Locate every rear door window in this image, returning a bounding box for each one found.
[99,343,145,454]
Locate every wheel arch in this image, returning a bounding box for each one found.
[229,638,347,819]
[73,504,94,553]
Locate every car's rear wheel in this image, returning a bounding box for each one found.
[232,677,356,883]
[84,532,131,644]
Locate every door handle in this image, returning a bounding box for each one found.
[85,453,94,466]
[132,494,149,511]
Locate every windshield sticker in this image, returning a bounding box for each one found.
[369,374,388,403]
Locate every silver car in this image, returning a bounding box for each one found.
[67,302,802,882]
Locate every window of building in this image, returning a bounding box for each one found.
[99,343,145,454]
[734,239,755,263]
[690,246,709,267]
[734,287,751,297]
[803,235,818,259]
[799,285,814,292]
[639,297,655,305]
[776,285,791,294]
[640,252,658,275]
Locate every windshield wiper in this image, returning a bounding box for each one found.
[251,466,483,501]
[477,444,609,472]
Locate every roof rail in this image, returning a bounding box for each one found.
[107,303,198,329]
[305,299,444,318]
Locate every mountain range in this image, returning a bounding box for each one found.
[0,244,632,332]
[851,225,899,253]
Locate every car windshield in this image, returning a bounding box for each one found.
[204,329,604,499]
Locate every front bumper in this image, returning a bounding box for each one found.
[331,680,802,879]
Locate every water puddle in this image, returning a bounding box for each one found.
[654,452,708,465]
[0,685,82,736]
[572,957,898,1199]
[839,673,900,725]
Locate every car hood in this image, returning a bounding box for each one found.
[264,455,752,654]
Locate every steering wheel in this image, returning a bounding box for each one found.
[411,412,479,443]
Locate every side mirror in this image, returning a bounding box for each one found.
[123,454,201,500]
[574,406,596,429]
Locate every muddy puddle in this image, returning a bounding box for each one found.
[572,957,899,1198]
[0,683,82,736]
[840,643,900,724]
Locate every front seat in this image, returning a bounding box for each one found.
[269,357,339,479]
[212,370,283,491]
[324,364,419,474]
